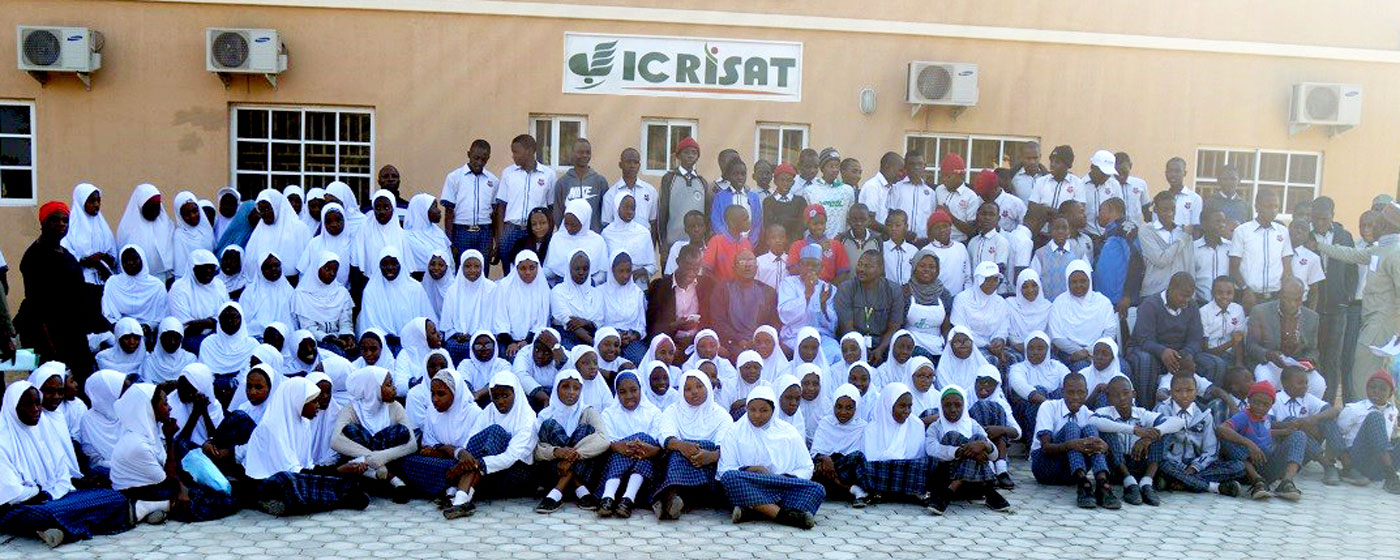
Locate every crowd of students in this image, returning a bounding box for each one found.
[2,132,1399,548]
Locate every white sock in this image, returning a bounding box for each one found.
[134,500,168,520]
[1140,476,1152,487]
[623,473,645,500]
[451,489,470,506]
[348,456,367,465]
[465,487,475,503]
[602,478,621,498]
[389,477,405,488]
[1123,475,1138,487]
[1208,482,1221,493]
[361,467,378,480]
[445,486,457,497]
[994,459,1008,475]
[574,486,591,499]
[546,488,563,502]
[850,485,868,499]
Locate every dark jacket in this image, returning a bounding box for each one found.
[647,274,714,339]
[1315,222,1357,310]
[1131,292,1205,357]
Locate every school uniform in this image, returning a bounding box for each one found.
[331,369,418,472]
[1030,173,1085,213]
[926,386,999,488]
[837,229,883,272]
[440,165,499,257]
[888,179,938,242]
[1291,245,1326,300]
[763,192,809,241]
[1229,220,1293,296]
[1220,409,1307,481]
[966,229,1011,291]
[1336,399,1400,481]
[882,239,917,285]
[809,384,872,497]
[1169,186,1204,229]
[1006,339,1070,436]
[1030,398,1109,485]
[858,174,895,224]
[862,383,929,499]
[1091,405,1183,480]
[1267,391,1343,466]
[495,163,557,266]
[1079,175,1121,237]
[755,251,790,291]
[1152,399,1246,492]
[1031,241,1077,302]
[240,378,370,516]
[993,190,1028,233]
[931,184,979,243]
[1192,238,1233,303]
[717,387,825,518]
[927,240,971,296]
[596,372,663,504]
[651,372,731,505]
[1200,300,1245,363]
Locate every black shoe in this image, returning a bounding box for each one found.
[1075,481,1096,509]
[1097,483,1122,510]
[442,502,476,519]
[1121,484,1142,506]
[775,507,816,529]
[1341,468,1372,487]
[1140,484,1161,506]
[1384,476,1400,495]
[434,495,452,510]
[852,494,871,509]
[1273,479,1302,502]
[597,497,615,518]
[258,499,287,517]
[1218,480,1241,498]
[663,493,685,519]
[924,493,948,516]
[576,493,600,511]
[391,484,412,505]
[984,488,1011,512]
[730,506,751,524]
[535,496,562,514]
[996,472,1015,490]
[615,497,635,519]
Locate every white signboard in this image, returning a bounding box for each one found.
[563,32,802,102]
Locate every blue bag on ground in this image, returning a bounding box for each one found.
[182,449,233,495]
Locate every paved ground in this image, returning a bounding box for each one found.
[2,459,1396,560]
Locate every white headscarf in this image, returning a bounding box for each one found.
[601,192,657,274]
[792,327,832,387]
[324,181,367,238]
[863,382,924,461]
[550,249,604,328]
[423,369,482,448]
[935,326,991,392]
[905,356,940,417]
[599,250,648,334]
[811,383,867,456]
[170,191,215,278]
[492,250,550,340]
[110,383,166,490]
[933,384,975,439]
[287,185,318,233]
[682,329,738,388]
[358,245,436,336]
[299,203,354,287]
[95,317,148,375]
[846,361,881,422]
[950,262,1010,345]
[0,381,77,502]
[538,369,587,435]
[240,377,321,480]
[283,329,322,375]
[166,248,229,324]
[974,364,1016,435]
[241,251,296,334]
[440,250,496,337]
[459,331,506,393]
[116,183,174,276]
[213,187,240,241]
[244,189,312,279]
[876,329,917,388]
[141,317,196,384]
[718,385,812,476]
[1008,268,1053,344]
[772,373,807,438]
[642,360,679,410]
[167,363,224,445]
[466,371,537,463]
[752,326,790,382]
[26,363,87,447]
[544,199,609,281]
[1080,337,1124,390]
[794,363,831,441]
[292,250,354,326]
[420,249,454,317]
[348,366,394,434]
[1014,331,1069,393]
[233,364,282,423]
[654,370,731,443]
[639,334,680,389]
[199,302,259,373]
[354,189,406,273]
[727,350,771,410]
[101,245,169,327]
[217,245,248,294]
[569,345,613,412]
[602,370,662,440]
[1048,259,1115,349]
[403,193,451,273]
[301,371,340,468]
[395,317,436,387]
[832,332,869,392]
[78,369,127,466]
[351,329,397,371]
[60,182,116,284]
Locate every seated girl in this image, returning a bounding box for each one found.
[79,370,128,473]
[1080,338,1125,409]
[493,250,550,361]
[439,251,498,365]
[201,364,279,470]
[351,329,397,372]
[283,330,325,377]
[533,370,609,513]
[652,371,730,520]
[726,351,770,417]
[460,331,509,403]
[861,383,928,505]
[970,365,1022,489]
[593,327,636,381]
[393,317,445,398]
[569,345,614,411]
[810,383,872,507]
[934,326,990,392]
[111,383,239,524]
[846,361,880,422]
[550,249,603,349]
[1006,331,1069,438]
[832,332,869,391]
[512,328,565,411]
[167,364,224,456]
[718,386,825,529]
[330,367,416,502]
[794,363,831,443]
[751,325,790,382]
[643,361,679,410]
[290,251,356,358]
[405,349,453,430]
[639,334,682,387]
[773,374,808,438]
[438,371,540,519]
[198,303,259,408]
[949,261,1017,371]
[923,385,1010,515]
[791,327,833,385]
[95,318,147,378]
[875,330,917,389]
[396,370,482,505]
[682,329,736,387]
[142,317,197,387]
[905,357,940,425]
[595,371,663,518]
[303,369,345,470]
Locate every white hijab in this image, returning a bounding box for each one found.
[601,370,662,440]
[199,302,259,373]
[752,326,790,382]
[1016,331,1070,393]
[283,329,322,375]
[905,356,940,417]
[601,192,657,274]
[550,249,605,327]
[287,185,317,233]
[682,329,739,388]
[213,186,240,241]
[101,245,169,327]
[60,182,116,284]
[459,331,507,393]
[772,373,807,439]
[599,249,647,333]
[396,317,438,387]
[1048,259,1115,349]
[719,385,812,476]
[244,188,312,278]
[141,317,196,384]
[0,381,77,502]
[974,364,1016,429]
[639,334,681,389]
[932,384,976,439]
[233,364,282,423]
[811,384,867,456]
[348,366,393,433]
[847,361,881,422]
[792,327,833,387]
[440,250,496,337]
[1008,268,1053,344]
[642,360,679,410]
[358,245,436,336]
[544,199,608,281]
[951,262,1010,345]
[324,181,367,238]
[292,250,354,325]
[167,363,224,445]
[832,332,869,392]
[240,251,296,334]
[492,250,551,339]
[95,317,148,375]
[403,193,450,273]
[217,245,248,294]
[794,363,831,441]
[538,369,587,435]
[79,369,128,466]
[352,329,397,371]
[116,182,174,275]
[298,203,353,286]
[423,369,482,448]
[110,383,166,490]
[569,346,613,412]
[863,382,924,461]
[1080,337,1124,390]
[655,370,731,442]
[420,249,454,317]
[876,329,917,388]
[466,371,537,462]
[935,326,991,392]
[354,189,406,272]
[166,248,229,324]
[240,377,321,480]
[728,350,771,410]
[170,191,215,278]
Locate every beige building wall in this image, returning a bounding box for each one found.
[1,0,1397,309]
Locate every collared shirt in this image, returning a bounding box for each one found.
[700,232,754,282]
[1119,175,1149,223]
[1091,405,1181,449]
[967,230,1011,291]
[882,239,917,285]
[889,179,938,241]
[1200,300,1245,348]
[993,190,1028,232]
[858,174,895,223]
[755,251,788,291]
[601,178,658,226]
[710,188,763,238]
[1268,391,1327,422]
[785,237,850,283]
[928,240,971,296]
[1079,175,1122,237]
[1205,191,1251,225]
[673,277,700,321]
[1225,410,1273,452]
[440,165,499,225]
[1170,186,1204,228]
[838,229,883,272]
[1031,399,1093,455]
[1067,233,1095,262]
[1031,173,1085,211]
[1032,241,1077,301]
[1010,167,1044,201]
[792,175,819,198]
[777,275,838,346]
[1155,372,1212,396]
[1230,220,1294,293]
[1192,237,1233,302]
[1291,245,1326,300]
[804,178,857,235]
[932,183,981,243]
[496,163,557,225]
[834,276,906,338]
[1337,400,1398,446]
[1154,400,1219,470]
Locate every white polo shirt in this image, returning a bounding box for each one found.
[1079,174,1122,237]
[858,174,894,224]
[1119,175,1149,223]
[1229,220,1293,293]
[1171,186,1204,228]
[1268,391,1328,421]
[1030,173,1086,211]
[888,179,938,241]
[1200,300,1246,348]
[1010,168,1043,201]
[1192,237,1233,302]
[993,190,1028,232]
[1291,245,1326,300]
[1031,398,1093,455]
[928,240,971,296]
[1337,400,1398,446]
[601,179,658,225]
[933,184,982,242]
[883,239,917,285]
[440,165,499,226]
[495,163,557,226]
[967,230,1011,290]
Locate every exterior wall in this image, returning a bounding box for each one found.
[1,0,1397,308]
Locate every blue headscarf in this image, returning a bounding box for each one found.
[214,200,257,254]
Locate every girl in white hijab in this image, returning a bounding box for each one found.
[304,367,345,467]
[569,345,613,413]
[773,373,808,440]
[216,246,248,297]
[493,250,551,358]
[458,331,508,400]
[1007,268,1053,351]
[330,367,416,498]
[95,318,148,376]
[440,371,539,517]
[935,326,992,396]
[405,349,454,430]
[682,329,737,389]
[166,249,229,336]
[792,327,834,389]
[1080,337,1124,409]
[240,252,296,335]
[393,317,442,397]
[0,381,132,547]
[167,363,224,449]
[638,334,681,388]
[599,250,648,363]
[1047,259,1116,371]
[832,332,869,394]
[351,329,397,371]
[601,192,658,277]
[651,370,729,520]
[550,249,604,345]
[354,189,406,274]
[290,185,320,233]
[230,363,281,425]
[875,330,918,389]
[861,382,927,501]
[60,182,116,286]
[751,326,790,383]
[199,302,258,375]
[419,249,455,317]
[810,383,871,507]
[403,194,450,274]
[924,384,1006,514]
[292,251,355,350]
[358,245,435,338]
[725,350,771,416]
[212,187,241,241]
[283,329,325,376]
[141,317,196,384]
[794,363,831,443]
[421,369,483,460]
[642,360,680,411]
[440,250,496,360]
[544,199,609,283]
[1006,330,1069,435]
[595,370,662,518]
[949,260,1011,351]
[845,361,880,422]
[905,356,940,424]
[324,181,367,237]
[298,203,354,286]
[27,363,88,446]
[967,364,1021,488]
[78,370,127,469]
[169,191,215,279]
[244,189,312,280]
[716,385,823,529]
[532,369,610,512]
[116,183,174,278]
[100,245,168,330]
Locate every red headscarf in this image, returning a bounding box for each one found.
[38,200,69,224]
[1246,380,1275,419]
[804,203,826,222]
[774,163,797,177]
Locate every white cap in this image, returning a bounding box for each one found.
[974,260,1001,279]
[1090,150,1118,176]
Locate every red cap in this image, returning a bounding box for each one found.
[928,208,953,226]
[1248,380,1276,400]
[38,200,69,224]
[774,163,797,177]
[1368,370,1396,393]
[973,169,998,195]
[675,136,700,154]
[940,152,966,174]
[804,203,827,221]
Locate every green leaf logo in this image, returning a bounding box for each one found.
[568,40,616,89]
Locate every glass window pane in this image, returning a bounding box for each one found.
[270,174,300,191]
[559,121,582,167]
[1,168,33,200]
[1287,187,1315,212]
[1256,184,1283,208]
[236,141,269,171]
[757,128,778,164]
[0,105,31,135]
[1258,152,1286,182]
[339,113,370,143]
[1288,154,1319,184]
[305,143,336,173]
[270,142,301,172]
[1228,151,1255,181]
[235,109,267,139]
[939,138,968,170]
[534,120,553,167]
[645,124,668,170]
[668,125,693,169]
[346,176,371,202]
[0,138,31,166]
[906,137,935,169]
[1001,141,1026,169]
[1196,150,1226,180]
[302,175,335,189]
[970,139,999,171]
[781,129,804,165]
[338,145,370,175]
[236,173,266,200]
[305,111,335,141]
[271,110,301,140]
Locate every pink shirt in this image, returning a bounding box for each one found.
[674,278,700,338]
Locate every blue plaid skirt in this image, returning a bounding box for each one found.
[0,488,131,542]
[213,410,258,448]
[599,433,660,485]
[652,439,723,502]
[537,420,601,486]
[931,432,997,484]
[396,455,457,497]
[814,451,872,494]
[258,471,368,516]
[464,424,536,498]
[866,457,929,498]
[121,478,240,523]
[341,423,411,454]
[719,471,826,515]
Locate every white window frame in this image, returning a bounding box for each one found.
[904,133,1038,177]
[1194,146,1322,218]
[640,118,699,175]
[0,100,37,207]
[229,105,375,198]
[528,114,588,170]
[753,122,809,166]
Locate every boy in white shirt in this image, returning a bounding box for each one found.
[881,210,917,285]
[1269,366,1344,484]
[1229,190,1292,305]
[925,210,970,296]
[1030,145,1085,218]
[1152,374,1244,496]
[1091,376,1184,506]
[1030,373,1115,509]
[1289,217,1325,305]
[1080,150,1123,238]
[932,152,980,244]
[889,152,937,244]
[1199,276,1246,368]
[966,201,1012,294]
[755,223,790,290]
[1334,371,1400,491]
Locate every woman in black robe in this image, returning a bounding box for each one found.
[16,201,97,382]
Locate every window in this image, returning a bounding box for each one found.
[529,115,587,169]
[904,133,1036,177]
[641,118,697,175]
[0,101,36,205]
[754,123,808,166]
[1195,147,1321,216]
[231,106,374,201]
